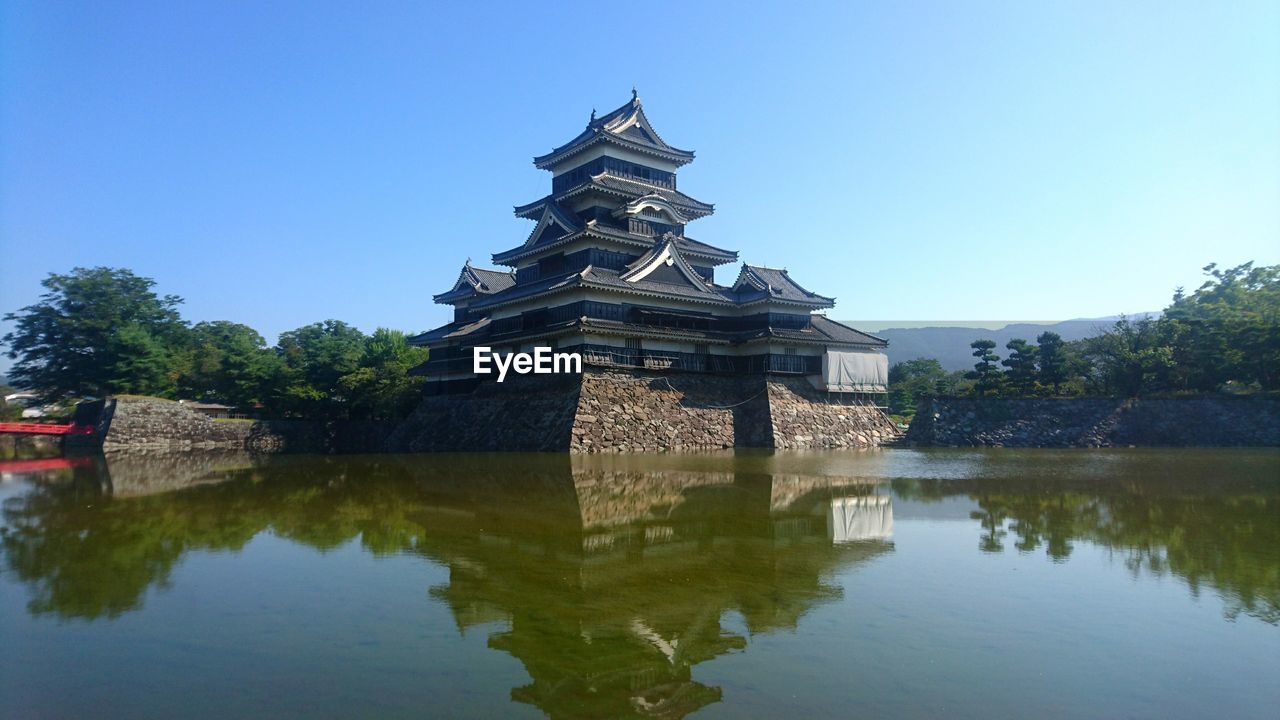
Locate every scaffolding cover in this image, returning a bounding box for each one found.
[822,350,888,392]
[828,496,894,543]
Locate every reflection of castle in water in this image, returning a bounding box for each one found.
[1,453,894,719]
[405,461,895,719]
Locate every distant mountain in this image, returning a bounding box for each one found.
[845,315,1158,371]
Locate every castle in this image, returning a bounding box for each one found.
[397,92,895,452]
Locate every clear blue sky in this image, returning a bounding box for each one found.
[2,1,1277,357]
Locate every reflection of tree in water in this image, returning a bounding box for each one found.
[1,453,891,719]
[894,475,1280,624]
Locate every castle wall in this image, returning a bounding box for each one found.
[905,395,1280,448]
[392,368,894,453]
[765,376,898,450]
[569,369,772,452]
[83,375,898,455]
[387,374,582,452]
[83,397,388,454]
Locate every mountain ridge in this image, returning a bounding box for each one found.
[845,314,1158,371]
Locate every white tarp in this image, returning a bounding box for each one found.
[822,350,888,392]
[827,496,894,544]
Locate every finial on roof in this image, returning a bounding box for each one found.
[589,107,596,122]
[631,85,638,102]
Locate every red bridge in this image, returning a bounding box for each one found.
[0,456,94,473]
[0,422,95,436]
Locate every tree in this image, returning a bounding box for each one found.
[271,320,367,417]
[887,358,950,415]
[1163,262,1280,391]
[1001,338,1039,395]
[177,321,280,408]
[1079,316,1175,396]
[338,328,430,421]
[107,324,178,397]
[1035,331,1072,394]
[965,339,1002,396]
[2,267,187,400]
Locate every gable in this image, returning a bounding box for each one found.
[621,237,714,293]
[522,205,577,248]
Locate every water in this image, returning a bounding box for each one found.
[1,449,1277,719]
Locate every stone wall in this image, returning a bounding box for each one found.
[766,376,899,450]
[89,397,388,453]
[101,449,257,497]
[569,370,772,452]
[62,379,899,455]
[387,373,582,452]
[392,368,898,453]
[905,395,1280,448]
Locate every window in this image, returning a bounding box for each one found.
[784,347,797,355]
[694,344,709,356]
[625,338,643,351]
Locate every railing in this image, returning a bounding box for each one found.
[579,345,736,374]
[768,354,821,374]
[419,346,821,378]
[0,422,94,436]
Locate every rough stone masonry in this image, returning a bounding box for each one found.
[389,367,898,453]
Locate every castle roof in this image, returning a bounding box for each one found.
[730,265,835,308]
[514,172,714,220]
[468,259,733,313]
[432,262,516,304]
[490,224,734,267]
[741,315,887,347]
[533,91,695,170]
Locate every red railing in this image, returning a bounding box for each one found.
[0,457,94,473]
[0,423,95,436]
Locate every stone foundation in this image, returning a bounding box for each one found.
[391,368,896,453]
[86,397,389,453]
[78,375,898,455]
[569,370,773,452]
[766,376,898,450]
[387,374,582,452]
[905,395,1280,448]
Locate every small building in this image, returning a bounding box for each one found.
[178,400,234,419]
[410,90,888,402]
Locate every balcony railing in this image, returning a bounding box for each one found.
[419,345,823,378]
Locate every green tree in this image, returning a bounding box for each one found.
[2,267,187,400]
[1079,316,1175,396]
[338,328,430,421]
[1163,262,1280,390]
[107,324,179,396]
[272,320,367,417]
[1035,331,1074,394]
[177,321,280,408]
[1001,338,1039,395]
[965,339,1002,396]
[887,358,949,416]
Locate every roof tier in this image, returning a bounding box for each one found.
[491,210,736,267]
[533,91,695,170]
[433,262,516,304]
[730,265,835,308]
[514,172,713,221]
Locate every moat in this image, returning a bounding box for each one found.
[2,449,1277,718]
